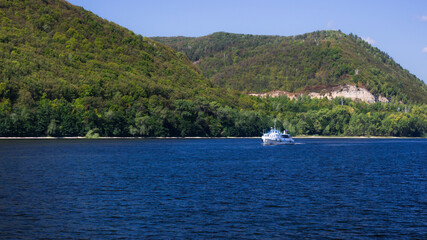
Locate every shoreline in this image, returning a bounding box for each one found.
[0,136,424,140]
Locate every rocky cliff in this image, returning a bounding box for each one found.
[249,84,389,103]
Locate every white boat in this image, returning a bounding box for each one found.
[262,127,295,145]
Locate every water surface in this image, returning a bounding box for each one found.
[0,138,426,239]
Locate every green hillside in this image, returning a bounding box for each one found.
[153,31,427,103]
[0,0,257,137]
[0,0,206,103]
[0,0,425,137]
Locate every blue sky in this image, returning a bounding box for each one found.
[68,0,427,83]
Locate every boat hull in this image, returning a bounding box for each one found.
[262,138,294,145]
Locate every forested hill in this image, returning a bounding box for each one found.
[0,0,207,102]
[0,0,258,137]
[153,31,427,103]
[0,0,425,137]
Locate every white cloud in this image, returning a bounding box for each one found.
[326,21,334,29]
[423,47,427,53]
[421,16,427,21]
[362,37,376,45]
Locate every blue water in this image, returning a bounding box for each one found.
[0,138,426,239]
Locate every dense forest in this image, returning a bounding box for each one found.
[1,94,425,137]
[154,31,427,103]
[0,0,426,137]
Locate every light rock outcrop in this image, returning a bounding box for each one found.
[249,85,389,103]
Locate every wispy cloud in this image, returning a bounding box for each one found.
[421,16,427,21]
[326,21,334,29]
[423,47,427,53]
[362,37,376,45]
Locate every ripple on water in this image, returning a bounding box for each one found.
[0,138,426,238]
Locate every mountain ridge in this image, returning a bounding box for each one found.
[0,1,425,137]
[153,31,426,103]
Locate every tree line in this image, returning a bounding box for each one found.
[1,94,425,137]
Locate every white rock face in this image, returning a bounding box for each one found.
[248,85,389,103]
[248,90,290,98]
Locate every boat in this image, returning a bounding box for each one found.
[262,127,295,145]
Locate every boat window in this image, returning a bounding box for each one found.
[283,135,289,138]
